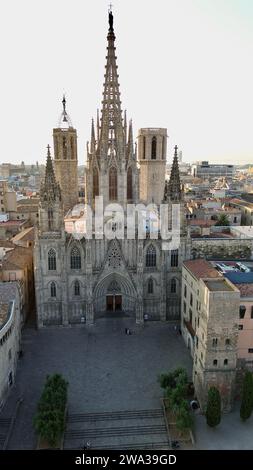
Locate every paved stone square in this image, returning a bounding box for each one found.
[193,405,253,450]
[2,318,192,449]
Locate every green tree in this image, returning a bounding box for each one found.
[240,371,253,421]
[34,409,64,447]
[159,372,176,390]
[159,367,188,391]
[176,405,194,435]
[215,214,230,226]
[34,373,68,447]
[206,387,221,427]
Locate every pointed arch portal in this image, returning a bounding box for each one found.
[94,273,136,317]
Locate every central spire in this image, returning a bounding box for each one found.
[98,10,124,154]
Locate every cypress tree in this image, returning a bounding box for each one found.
[206,386,221,427]
[240,370,253,421]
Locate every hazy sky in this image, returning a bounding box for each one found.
[0,0,252,165]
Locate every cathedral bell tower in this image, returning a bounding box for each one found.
[138,128,167,205]
[53,96,78,214]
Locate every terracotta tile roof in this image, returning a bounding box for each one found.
[1,245,32,270]
[0,240,15,248]
[183,259,221,280]
[236,284,253,298]
[12,227,34,242]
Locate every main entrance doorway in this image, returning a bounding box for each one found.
[106,294,122,312]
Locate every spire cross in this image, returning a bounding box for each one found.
[47,144,51,155]
[174,145,178,155]
[62,94,68,122]
[62,94,66,112]
[108,3,113,12]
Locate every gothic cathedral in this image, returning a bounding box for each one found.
[34,11,189,327]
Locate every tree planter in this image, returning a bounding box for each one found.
[36,405,67,450]
[34,374,68,450]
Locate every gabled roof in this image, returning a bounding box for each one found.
[183,259,221,280]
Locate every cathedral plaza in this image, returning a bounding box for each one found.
[1,320,192,449]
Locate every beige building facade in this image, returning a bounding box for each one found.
[0,283,21,407]
[0,241,34,323]
[181,259,253,411]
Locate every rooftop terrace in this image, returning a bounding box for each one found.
[204,279,234,292]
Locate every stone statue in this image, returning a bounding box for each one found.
[109,11,113,31]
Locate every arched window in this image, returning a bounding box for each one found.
[109,167,117,200]
[70,137,75,160]
[93,167,99,198]
[171,278,177,293]
[54,139,58,159]
[50,281,56,298]
[151,136,157,159]
[162,136,165,160]
[74,280,80,296]
[171,249,179,267]
[48,208,53,230]
[146,244,156,267]
[48,249,56,271]
[143,136,146,159]
[63,136,67,159]
[127,167,133,200]
[148,278,154,294]
[71,247,81,269]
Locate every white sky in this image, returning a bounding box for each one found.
[0,0,252,165]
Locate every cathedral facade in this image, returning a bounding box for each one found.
[34,12,190,328]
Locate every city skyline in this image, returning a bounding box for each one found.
[0,0,252,165]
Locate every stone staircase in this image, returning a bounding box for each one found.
[0,417,12,450]
[64,408,170,449]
